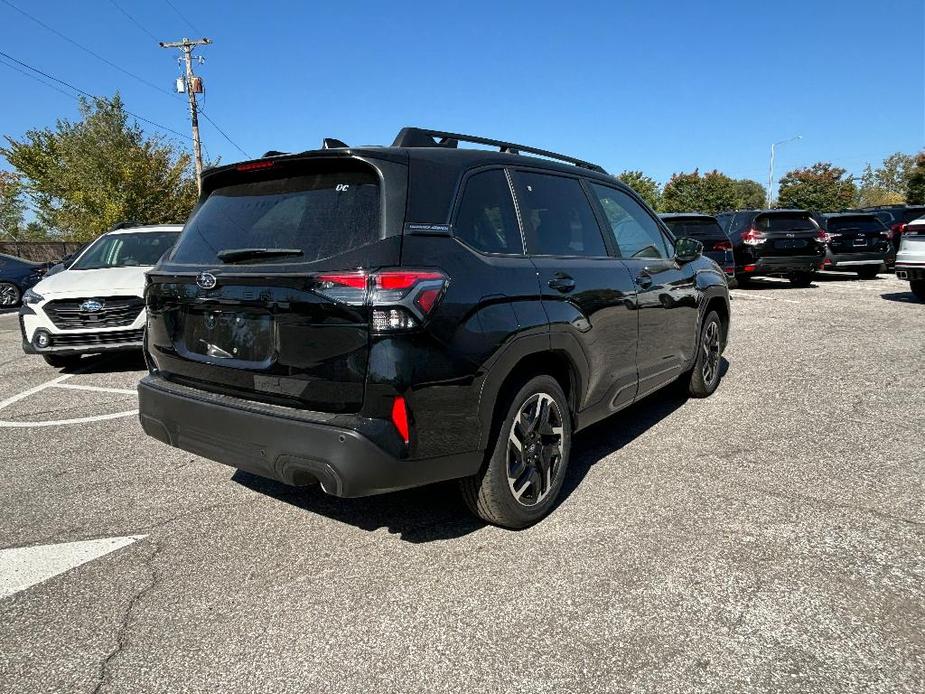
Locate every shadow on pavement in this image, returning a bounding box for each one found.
[881,291,922,304]
[232,357,730,542]
[736,278,818,290]
[57,351,147,374]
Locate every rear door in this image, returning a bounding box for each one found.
[752,212,821,257]
[824,215,889,255]
[146,156,404,413]
[509,170,639,413]
[588,184,699,399]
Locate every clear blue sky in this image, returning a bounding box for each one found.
[1,0,922,191]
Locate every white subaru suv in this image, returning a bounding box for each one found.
[895,216,925,301]
[20,224,182,368]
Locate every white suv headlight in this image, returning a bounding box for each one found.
[22,289,44,305]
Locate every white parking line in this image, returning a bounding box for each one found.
[0,535,146,599]
[0,363,138,428]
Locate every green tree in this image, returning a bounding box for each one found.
[777,162,857,211]
[661,170,703,213]
[699,170,739,214]
[733,179,766,209]
[905,151,925,204]
[0,170,26,240]
[858,152,915,206]
[1,94,197,241]
[617,170,661,211]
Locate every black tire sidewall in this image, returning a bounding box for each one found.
[689,311,722,397]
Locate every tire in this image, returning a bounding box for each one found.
[0,281,21,308]
[42,353,82,369]
[460,375,571,529]
[734,274,751,287]
[684,311,724,398]
[911,280,925,302]
[857,266,879,280]
[788,272,813,287]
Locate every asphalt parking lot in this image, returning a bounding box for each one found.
[0,273,922,694]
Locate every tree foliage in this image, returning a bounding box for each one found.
[617,170,661,211]
[777,162,857,212]
[660,169,761,215]
[858,152,914,206]
[1,95,197,241]
[905,151,925,205]
[0,171,26,240]
[733,178,766,209]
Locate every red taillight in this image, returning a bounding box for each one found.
[823,258,832,266]
[817,229,832,244]
[743,264,757,272]
[711,240,732,251]
[391,395,410,444]
[741,228,766,245]
[888,222,906,239]
[235,160,275,172]
[313,269,448,332]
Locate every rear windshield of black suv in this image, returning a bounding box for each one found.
[662,218,726,241]
[826,216,885,233]
[170,169,380,265]
[755,213,817,232]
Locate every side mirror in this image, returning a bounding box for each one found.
[674,237,703,263]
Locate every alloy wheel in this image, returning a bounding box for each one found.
[701,321,720,386]
[0,283,20,307]
[506,392,564,507]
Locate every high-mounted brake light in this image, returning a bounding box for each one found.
[313,269,449,332]
[741,228,766,245]
[236,160,275,172]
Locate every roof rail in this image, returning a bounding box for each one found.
[391,127,607,174]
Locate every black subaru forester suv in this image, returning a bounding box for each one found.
[139,128,730,528]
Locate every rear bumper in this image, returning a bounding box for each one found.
[895,264,925,281]
[740,255,822,276]
[137,375,482,497]
[822,249,887,270]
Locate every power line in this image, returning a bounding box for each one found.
[163,0,202,36]
[0,55,78,101]
[106,0,159,43]
[197,108,250,158]
[0,0,177,98]
[0,49,192,142]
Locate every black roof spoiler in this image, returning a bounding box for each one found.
[391,127,607,174]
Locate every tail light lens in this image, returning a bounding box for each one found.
[888,223,906,239]
[391,395,411,444]
[314,269,449,332]
[741,228,766,245]
[711,240,732,251]
[817,229,832,243]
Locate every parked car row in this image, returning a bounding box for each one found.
[0,253,54,308]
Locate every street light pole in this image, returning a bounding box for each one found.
[767,135,802,208]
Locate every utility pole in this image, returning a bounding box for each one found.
[159,37,212,191]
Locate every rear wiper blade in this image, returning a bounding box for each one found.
[217,248,304,263]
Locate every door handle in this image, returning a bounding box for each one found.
[548,273,576,293]
[634,272,653,288]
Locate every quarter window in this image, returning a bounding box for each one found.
[590,184,670,259]
[454,170,523,254]
[512,172,607,257]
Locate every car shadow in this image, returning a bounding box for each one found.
[737,278,818,290]
[58,351,147,374]
[232,357,730,543]
[881,291,922,304]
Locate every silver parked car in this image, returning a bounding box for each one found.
[895,216,925,301]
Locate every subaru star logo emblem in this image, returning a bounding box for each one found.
[196,272,217,290]
[79,299,104,312]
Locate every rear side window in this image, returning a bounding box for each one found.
[454,170,523,254]
[755,213,816,232]
[826,216,886,233]
[512,172,607,257]
[662,218,725,241]
[590,184,670,259]
[171,170,380,264]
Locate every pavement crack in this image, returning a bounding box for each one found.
[90,538,162,694]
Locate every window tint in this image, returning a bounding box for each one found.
[662,218,725,241]
[826,216,886,233]
[590,184,669,259]
[755,213,816,232]
[71,232,180,270]
[171,169,380,264]
[454,170,523,254]
[512,172,607,257]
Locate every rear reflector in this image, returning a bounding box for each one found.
[391,395,410,444]
[235,160,275,172]
[743,265,757,272]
